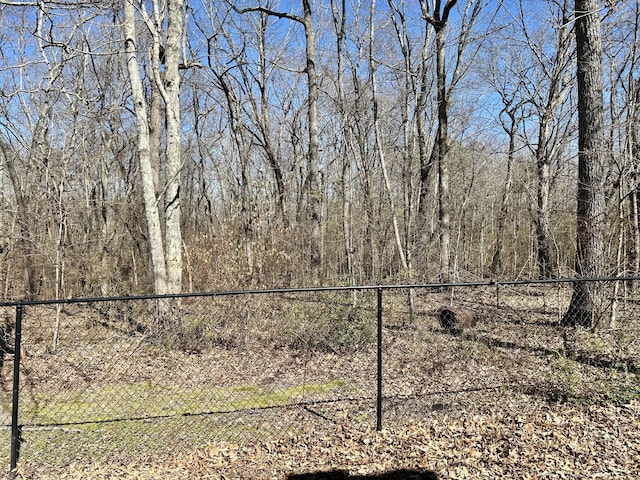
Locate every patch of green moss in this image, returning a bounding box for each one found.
[12,379,347,467]
[21,380,346,425]
[18,414,274,467]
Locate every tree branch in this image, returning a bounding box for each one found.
[230,4,303,24]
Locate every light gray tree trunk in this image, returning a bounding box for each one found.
[163,0,184,294]
[435,22,452,284]
[416,18,435,232]
[423,0,458,283]
[369,0,409,275]
[123,0,168,296]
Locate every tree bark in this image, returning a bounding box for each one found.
[534,155,555,278]
[302,0,322,284]
[123,0,168,296]
[562,0,608,328]
[163,0,184,294]
[423,0,459,283]
[435,20,452,283]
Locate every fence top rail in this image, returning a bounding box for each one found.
[1,275,639,308]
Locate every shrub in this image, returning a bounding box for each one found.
[283,297,375,353]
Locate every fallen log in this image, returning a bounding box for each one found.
[438,306,477,332]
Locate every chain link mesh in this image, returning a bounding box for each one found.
[382,280,640,423]
[6,290,378,472]
[1,279,639,474]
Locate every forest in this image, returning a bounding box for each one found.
[2,3,640,477]
[0,0,636,302]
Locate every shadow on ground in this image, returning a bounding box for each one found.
[455,330,640,375]
[287,469,438,479]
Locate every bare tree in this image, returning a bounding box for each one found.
[421,0,484,282]
[232,1,323,284]
[480,14,536,276]
[122,0,185,296]
[330,0,356,288]
[489,87,529,276]
[424,0,456,283]
[515,0,575,279]
[369,0,410,277]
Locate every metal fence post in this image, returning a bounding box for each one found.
[376,286,383,431]
[10,303,23,480]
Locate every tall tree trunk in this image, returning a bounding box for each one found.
[435,20,452,283]
[631,185,640,278]
[254,12,288,228]
[302,0,322,284]
[492,108,517,276]
[535,153,555,279]
[628,80,640,278]
[232,2,327,284]
[562,0,608,328]
[123,0,184,300]
[421,0,481,283]
[417,21,435,226]
[516,0,572,280]
[331,0,356,288]
[149,79,163,210]
[163,0,184,294]
[123,0,168,295]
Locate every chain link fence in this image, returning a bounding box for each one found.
[1,278,639,477]
[379,279,640,424]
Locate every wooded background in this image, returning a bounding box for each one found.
[0,0,635,301]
